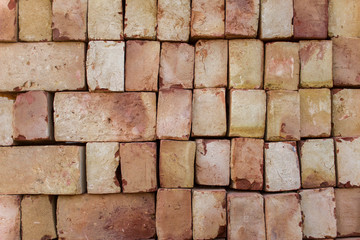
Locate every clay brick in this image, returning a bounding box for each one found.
[195,139,230,186]
[159,140,195,188]
[335,188,360,237]
[86,142,120,194]
[266,91,300,141]
[157,0,191,41]
[300,139,336,189]
[264,142,301,192]
[58,193,156,239]
[19,0,52,41]
[227,192,265,240]
[0,0,17,42]
[86,41,124,92]
[300,89,331,138]
[337,238,360,240]
[328,0,360,37]
[299,40,333,88]
[52,0,87,41]
[0,195,20,239]
[194,40,228,88]
[125,40,160,91]
[264,193,302,240]
[156,189,192,240]
[120,142,157,193]
[88,0,123,40]
[21,195,57,240]
[229,89,266,138]
[264,42,300,90]
[192,88,227,137]
[0,145,85,194]
[0,42,85,91]
[124,0,157,39]
[191,0,225,39]
[229,39,264,89]
[230,138,264,190]
[260,0,293,40]
[333,37,360,87]
[54,92,156,142]
[159,42,194,89]
[193,189,226,239]
[13,91,53,141]
[0,95,14,146]
[156,89,192,140]
[293,0,328,39]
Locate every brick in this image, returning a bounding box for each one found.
[52,0,87,41]
[86,142,120,194]
[0,0,17,42]
[21,195,57,240]
[231,138,264,190]
[335,188,360,237]
[58,193,155,239]
[19,0,51,41]
[194,40,228,88]
[193,189,226,239]
[264,142,301,192]
[159,140,195,188]
[0,95,14,146]
[264,193,302,240]
[157,0,191,41]
[229,39,264,89]
[333,37,360,87]
[227,192,265,240]
[299,40,333,88]
[0,42,85,91]
[192,88,227,137]
[124,0,157,39]
[88,0,123,40]
[125,40,160,91]
[120,142,157,193]
[159,42,194,89]
[191,0,225,39]
[0,195,20,239]
[0,145,84,194]
[337,238,360,240]
[195,139,230,186]
[229,89,266,138]
[86,41,124,92]
[266,91,300,141]
[156,189,192,240]
[156,89,192,140]
[293,0,328,39]
[54,92,156,142]
[300,89,331,138]
[260,0,293,40]
[328,0,360,37]
[300,139,336,189]
[332,89,360,137]
[264,42,299,90]
[13,91,53,141]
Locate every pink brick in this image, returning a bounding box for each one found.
[0,195,20,240]
[0,95,14,146]
[0,0,17,42]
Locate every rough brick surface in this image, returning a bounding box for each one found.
[0,0,17,42]
[0,195,20,240]
[328,0,360,37]
[0,95,14,146]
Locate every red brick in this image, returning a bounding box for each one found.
[0,0,17,42]
[0,195,20,239]
[0,95,14,146]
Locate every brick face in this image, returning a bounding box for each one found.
[0,195,21,240]
[0,95,14,146]
[0,0,17,42]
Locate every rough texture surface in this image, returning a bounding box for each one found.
[328,0,360,37]
[0,95,14,146]
[0,0,17,42]
[0,195,20,240]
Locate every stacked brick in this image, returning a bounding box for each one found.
[1,0,360,239]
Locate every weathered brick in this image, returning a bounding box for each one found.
[0,195,20,239]
[58,193,155,239]
[125,40,159,91]
[157,0,191,41]
[86,142,120,194]
[229,89,266,138]
[86,41,124,92]
[229,39,264,89]
[328,0,360,37]
[0,0,17,42]
[231,138,264,190]
[156,189,192,240]
[120,142,157,193]
[192,88,227,137]
[0,42,85,91]
[54,92,156,142]
[0,95,14,146]
[195,139,230,186]
[0,145,85,194]
[194,40,228,88]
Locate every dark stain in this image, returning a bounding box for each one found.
[217,225,226,238]
[114,164,121,187]
[264,143,269,149]
[13,87,21,91]
[332,88,343,95]
[41,235,51,240]
[200,140,207,155]
[169,84,184,89]
[16,135,27,141]
[338,181,352,188]
[7,0,16,10]
[122,179,127,186]
[53,28,70,41]
[320,181,329,187]
[45,116,48,123]
[115,149,120,158]
[340,137,355,142]
[235,179,262,190]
